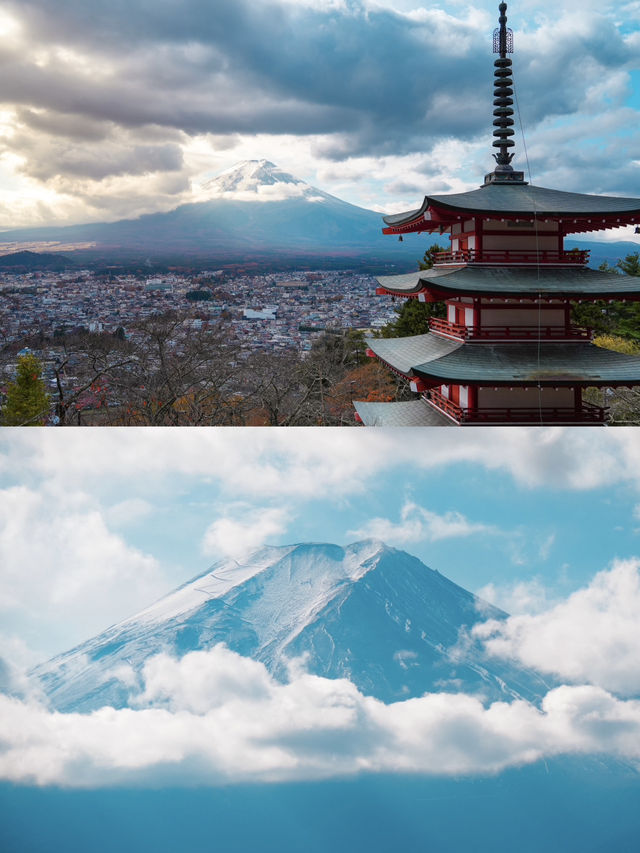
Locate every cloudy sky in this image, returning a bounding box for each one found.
[1,428,640,787]
[1,0,640,233]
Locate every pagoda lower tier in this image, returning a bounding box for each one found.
[354,262,640,426]
[359,333,640,426]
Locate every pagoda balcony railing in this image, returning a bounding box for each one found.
[427,390,466,422]
[427,390,607,424]
[429,318,593,342]
[432,249,590,266]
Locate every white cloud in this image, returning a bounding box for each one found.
[0,484,167,657]
[350,500,496,545]
[135,649,275,713]
[3,429,640,502]
[476,578,554,616]
[1,645,640,787]
[538,533,556,561]
[0,429,390,499]
[201,505,291,559]
[473,558,640,695]
[105,497,153,527]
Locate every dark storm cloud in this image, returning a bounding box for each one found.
[537,146,640,199]
[1,0,638,174]
[15,108,113,142]
[2,0,492,156]
[0,44,361,139]
[7,134,184,181]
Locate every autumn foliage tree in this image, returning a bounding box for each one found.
[327,361,402,424]
[115,312,241,425]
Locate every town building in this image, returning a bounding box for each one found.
[355,3,640,426]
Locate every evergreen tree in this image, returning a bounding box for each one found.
[571,300,616,337]
[1,354,50,426]
[377,298,445,338]
[572,255,640,341]
[419,243,446,270]
[617,252,640,276]
[613,253,640,340]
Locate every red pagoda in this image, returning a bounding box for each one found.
[355,2,640,426]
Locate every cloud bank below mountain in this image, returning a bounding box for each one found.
[2,646,640,788]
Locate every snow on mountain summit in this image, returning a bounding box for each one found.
[32,541,549,713]
[200,159,330,202]
[128,539,385,629]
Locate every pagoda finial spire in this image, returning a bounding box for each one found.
[492,3,514,169]
[485,2,526,185]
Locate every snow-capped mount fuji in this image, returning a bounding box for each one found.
[33,541,550,713]
[200,159,330,202]
[0,161,417,262]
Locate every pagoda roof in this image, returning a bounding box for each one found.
[375,266,640,300]
[366,333,640,387]
[367,332,460,374]
[353,398,452,426]
[383,184,640,234]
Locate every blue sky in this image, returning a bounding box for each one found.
[1,0,640,236]
[1,427,640,664]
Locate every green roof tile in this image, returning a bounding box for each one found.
[367,332,640,386]
[376,266,640,298]
[354,399,452,426]
[383,183,640,225]
[413,341,640,386]
[366,333,461,374]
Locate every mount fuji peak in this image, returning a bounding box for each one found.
[33,541,550,713]
[201,159,331,203]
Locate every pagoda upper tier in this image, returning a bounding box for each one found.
[382,183,640,237]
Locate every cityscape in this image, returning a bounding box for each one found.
[0,265,398,424]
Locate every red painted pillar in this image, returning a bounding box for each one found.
[468,385,477,414]
[476,217,483,261]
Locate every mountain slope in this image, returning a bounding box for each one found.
[33,541,550,712]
